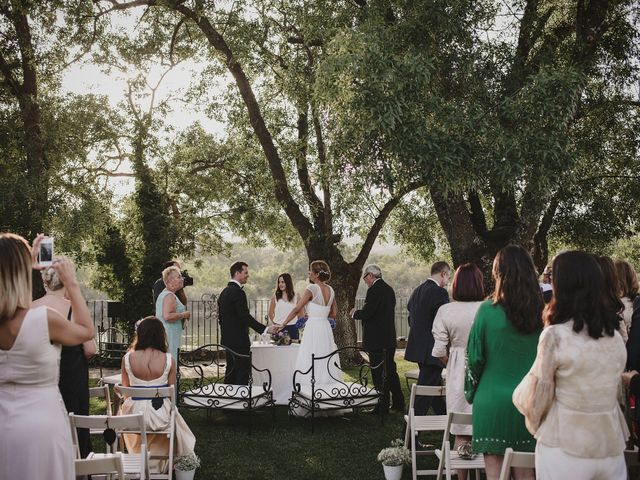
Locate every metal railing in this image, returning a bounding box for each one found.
[88,295,411,352]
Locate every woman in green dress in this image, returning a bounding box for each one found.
[465,245,543,479]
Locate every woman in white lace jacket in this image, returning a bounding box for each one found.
[513,251,628,480]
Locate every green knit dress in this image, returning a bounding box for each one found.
[464,300,541,454]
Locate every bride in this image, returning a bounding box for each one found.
[281,260,341,387]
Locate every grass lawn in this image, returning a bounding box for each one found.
[91,357,442,479]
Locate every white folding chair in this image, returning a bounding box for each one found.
[405,384,448,479]
[115,385,176,479]
[498,447,535,480]
[69,413,149,479]
[435,412,485,480]
[75,453,124,479]
[90,385,114,416]
[405,368,420,391]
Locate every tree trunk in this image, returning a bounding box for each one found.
[430,188,496,291]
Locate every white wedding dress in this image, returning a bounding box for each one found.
[294,284,341,387]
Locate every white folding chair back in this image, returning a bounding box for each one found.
[90,385,114,415]
[435,412,485,480]
[75,453,124,479]
[405,368,419,390]
[498,447,535,480]
[405,384,448,479]
[115,385,176,479]
[69,413,149,479]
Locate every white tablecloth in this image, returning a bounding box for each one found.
[251,343,300,405]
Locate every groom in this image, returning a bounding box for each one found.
[218,261,278,385]
[350,264,404,413]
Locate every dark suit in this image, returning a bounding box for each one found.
[353,278,404,412]
[404,279,449,415]
[218,281,266,385]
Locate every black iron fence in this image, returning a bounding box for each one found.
[88,295,411,352]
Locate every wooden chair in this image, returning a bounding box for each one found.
[75,453,124,479]
[69,413,149,479]
[405,384,448,479]
[90,385,114,415]
[498,448,535,480]
[405,368,419,391]
[87,385,116,450]
[435,412,485,480]
[115,385,175,479]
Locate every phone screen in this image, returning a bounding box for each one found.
[39,238,53,264]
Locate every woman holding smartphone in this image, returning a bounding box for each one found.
[0,233,94,479]
[32,257,97,459]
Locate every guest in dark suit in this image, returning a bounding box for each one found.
[218,261,278,385]
[351,264,405,413]
[404,261,450,415]
[152,260,188,306]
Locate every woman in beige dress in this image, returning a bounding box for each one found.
[513,251,628,480]
[432,263,484,480]
[119,316,196,474]
[0,234,94,480]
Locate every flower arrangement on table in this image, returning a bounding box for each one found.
[377,438,411,466]
[271,330,292,346]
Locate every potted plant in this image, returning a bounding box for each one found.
[174,452,201,480]
[377,439,410,480]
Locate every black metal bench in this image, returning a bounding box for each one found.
[95,326,130,378]
[177,344,275,433]
[288,346,385,432]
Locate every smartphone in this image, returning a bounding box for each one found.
[38,236,54,267]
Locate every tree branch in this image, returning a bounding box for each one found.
[9,6,37,97]
[166,1,314,240]
[467,189,488,237]
[295,108,325,227]
[0,49,21,96]
[312,107,332,231]
[353,181,425,268]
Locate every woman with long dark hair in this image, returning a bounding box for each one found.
[268,273,300,339]
[464,245,542,480]
[514,251,627,479]
[596,256,625,340]
[616,260,639,350]
[119,316,195,474]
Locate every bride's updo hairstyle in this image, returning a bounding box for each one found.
[310,260,331,282]
[41,256,71,292]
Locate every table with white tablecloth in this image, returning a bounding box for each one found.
[251,342,300,405]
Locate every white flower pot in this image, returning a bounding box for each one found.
[175,469,196,480]
[383,464,403,480]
